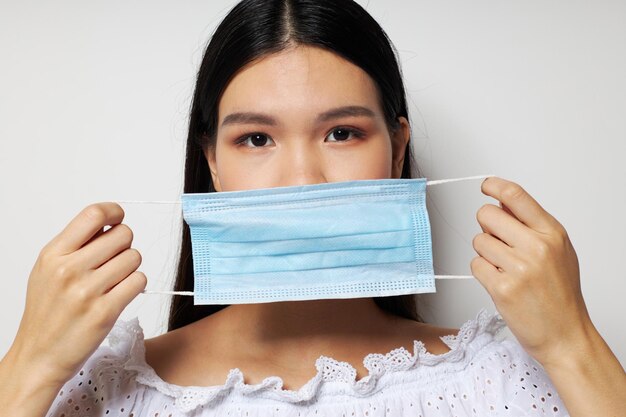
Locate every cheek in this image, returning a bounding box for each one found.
[213,142,253,191]
[214,141,285,191]
[330,136,393,179]
[370,137,394,173]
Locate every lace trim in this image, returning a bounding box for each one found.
[106,308,506,413]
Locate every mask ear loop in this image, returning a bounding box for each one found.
[422,174,496,281]
[113,174,496,296]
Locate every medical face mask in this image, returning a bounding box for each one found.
[121,174,491,305]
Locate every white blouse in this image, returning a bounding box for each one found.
[44,308,570,416]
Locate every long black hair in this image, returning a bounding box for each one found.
[167,0,425,331]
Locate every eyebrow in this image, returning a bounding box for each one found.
[220,105,377,128]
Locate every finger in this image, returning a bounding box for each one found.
[472,232,520,272]
[470,255,501,291]
[481,177,558,234]
[93,248,142,294]
[47,203,125,255]
[500,201,515,217]
[85,227,105,246]
[476,203,535,249]
[103,271,147,314]
[76,223,134,270]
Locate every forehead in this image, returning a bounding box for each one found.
[217,45,383,121]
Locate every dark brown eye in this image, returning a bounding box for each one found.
[235,133,274,147]
[326,127,364,142]
[332,128,350,140]
[249,134,269,146]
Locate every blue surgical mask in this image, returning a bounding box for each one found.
[135,175,490,304]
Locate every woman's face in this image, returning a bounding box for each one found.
[205,45,410,192]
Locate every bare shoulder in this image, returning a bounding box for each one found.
[144,316,208,358]
[144,319,463,361]
[143,326,187,374]
[420,321,462,338]
[143,320,231,386]
[395,319,461,355]
[142,317,463,388]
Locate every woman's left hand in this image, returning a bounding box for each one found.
[470,176,593,368]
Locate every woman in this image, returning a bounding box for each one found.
[1,0,624,416]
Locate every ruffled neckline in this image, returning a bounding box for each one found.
[106,308,506,413]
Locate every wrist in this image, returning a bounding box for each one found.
[2,344,67,394]
[0,349,67,416]
[540,319,609,374]
[536,319,626,416]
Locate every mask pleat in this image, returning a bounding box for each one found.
[208,229,413,257]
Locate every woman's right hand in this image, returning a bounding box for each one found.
[7,202,147,387]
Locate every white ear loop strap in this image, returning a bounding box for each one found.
[112,174,495,296]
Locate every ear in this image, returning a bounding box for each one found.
[204,143,222,192]
[390,116,411,178]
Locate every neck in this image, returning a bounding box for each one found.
[199,297,406,359]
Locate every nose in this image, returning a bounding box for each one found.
[276,140,328,187]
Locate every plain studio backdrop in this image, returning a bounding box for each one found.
[0,0,624,365]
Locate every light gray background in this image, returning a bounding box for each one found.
[1,0,624,365]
